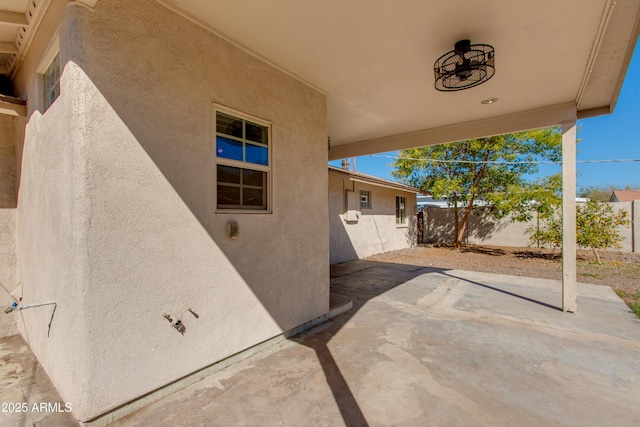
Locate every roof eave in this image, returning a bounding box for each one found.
[329,166,423,194]
[576,0,640,118]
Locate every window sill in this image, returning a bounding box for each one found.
[215,209,272,215]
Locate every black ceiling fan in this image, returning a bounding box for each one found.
[434,39,495,91]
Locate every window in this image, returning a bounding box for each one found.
[43,53,61,111]
[396,196,406,225]
[215,107,270,211]
[360,190,371,209]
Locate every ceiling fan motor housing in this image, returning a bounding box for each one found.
[434,39,495,91]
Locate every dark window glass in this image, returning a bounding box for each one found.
[217,185,241,206]
[216,112,243,138]
[243,169,265,187]
[217,165,241,184]
[245,121,268,145]
[243,188,264,207]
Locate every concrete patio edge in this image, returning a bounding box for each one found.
[82,296,353,427]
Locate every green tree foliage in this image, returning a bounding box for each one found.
[576,199,629,263]
[491,173,562,223]
[527,200,630,264]
[526,216,562,249]
[392,128,562,247]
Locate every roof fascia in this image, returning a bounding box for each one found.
[329,103,577,160]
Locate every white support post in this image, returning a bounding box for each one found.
[562,121,577,312]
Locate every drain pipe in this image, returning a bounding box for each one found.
[4,301,58,337]
[4,301,56,313]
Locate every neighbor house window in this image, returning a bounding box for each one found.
[43,53,61,111]
[215,107,270,211]
[360,190,371,209]
[396,196,406,224]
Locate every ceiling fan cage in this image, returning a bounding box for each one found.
[434,40,495,91]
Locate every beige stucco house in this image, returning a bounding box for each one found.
[329,166,421,264]
[0,0,638,424]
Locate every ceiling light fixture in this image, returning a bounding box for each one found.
[434,39,495,91]
[481,97,498,104]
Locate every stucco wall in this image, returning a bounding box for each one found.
[424,207,533,247]
[0,114,17,337]
[16,54,94,419]
[425,202,636,252]
[16,0,328,421]
[329,171,417,264]
[0,114,17,208]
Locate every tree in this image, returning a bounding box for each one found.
[526,199,630,264]
[490,173,562,223]
[392,128,562,248]
[526,216,562,250]
[578,186,615,202]
[576,199,629,264]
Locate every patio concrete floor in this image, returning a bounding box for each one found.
[2,259,640,426]
[109,259,640,426]
[0,334,77,427]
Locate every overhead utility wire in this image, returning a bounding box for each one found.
[369,154,640,165]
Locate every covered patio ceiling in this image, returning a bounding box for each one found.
[153,0,639,159]
[0,1,638,152]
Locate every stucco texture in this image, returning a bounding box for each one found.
[0,114,18,337]
[425,202,636,252]
[329,171,417,264]
[0,114,17,209]
[16,0,329,421]
[0,209,17,338]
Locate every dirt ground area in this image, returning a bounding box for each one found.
[367,244,640,316]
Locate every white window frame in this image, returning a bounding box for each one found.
[396,196,407,225]
[42,53,60,111]
[360,189,371,209]
[37,37,61,113]
[213,104,272,213]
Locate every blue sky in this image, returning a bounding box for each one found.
[330,41,640,191]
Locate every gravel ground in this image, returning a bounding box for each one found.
[367,244,640,315]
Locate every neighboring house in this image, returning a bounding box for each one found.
[329,166,421,264]
[417,195,492,211]
[610,190,640,202]
[0,0,637,424]
[417,195,448,210]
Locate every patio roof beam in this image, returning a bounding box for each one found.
[0,101,26,116]
[328,103,578,160]
[0,10,29,26]
[0,42,18,54]
[0,94,27,117]
[562,120,578,312]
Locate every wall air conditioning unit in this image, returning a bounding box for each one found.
[344,190,360,223]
